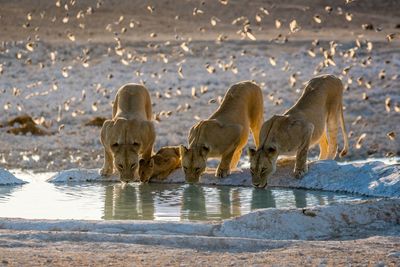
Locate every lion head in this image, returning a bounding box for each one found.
[110,142,140,182]
[180,145,209,183]
[102,118,153,182]
[248,145,278,188]
[139,158,154,183]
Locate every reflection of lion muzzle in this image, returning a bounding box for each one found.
[100,84,155,183]
[184,172,202,184]
[251,169,274,188]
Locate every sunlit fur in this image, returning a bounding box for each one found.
[249,74,349,187]
[248,147,278,188]
[139,146,181,182]
[181,81,264,183]
[100,84,155,183]
[111,142,140,182]
[180,145,208,183]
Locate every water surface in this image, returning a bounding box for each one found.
[0,171,370,221]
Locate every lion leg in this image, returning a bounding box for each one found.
[327,113,339,159]
[216,149,235,178]
[318,130,329,160]
[215,123,243,178]
[230,148,243,170]
[294,144,310,178]
[339,103,349,158]
[294,122,314,178]
[100,120,114,176]
[100,148,114,176]
[231,125,249,170]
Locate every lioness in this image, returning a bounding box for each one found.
[249,74,349,188]
[180,81,264,183]
[139,146,181,182]
[100,84,155,182]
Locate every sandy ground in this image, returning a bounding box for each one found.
[0,236,399,266]
[0,0,400,265]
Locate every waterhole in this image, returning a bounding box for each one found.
[0,171,371,221]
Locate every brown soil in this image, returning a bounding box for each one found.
[0,234,399,266]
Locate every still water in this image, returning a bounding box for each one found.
[0,172,369,221]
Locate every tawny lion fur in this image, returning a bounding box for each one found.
[180,81,264,183]
[249,74,349,188]
[100,84,155,182]
[139,146,181,182]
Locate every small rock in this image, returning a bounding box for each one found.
[375,261,386,267]
[318,258,327,267]
[387,251,400,258]
[302,209,317,217]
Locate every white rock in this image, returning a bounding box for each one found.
[47,168,119,183]
[0,168,26,185]
[0,199,398,250]
[215,199,400,240]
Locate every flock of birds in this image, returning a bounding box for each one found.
[0,0,399,167]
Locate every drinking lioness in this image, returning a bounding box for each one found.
[100,84,155,182]
[180,81,264,183]
[139,146,181,183]
[249,74,349,188]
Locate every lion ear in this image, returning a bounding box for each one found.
[149,158,154,168]
[101,119,113,128]
[200,145,209,157]
[179,145,188,156]
[247,147,256,158]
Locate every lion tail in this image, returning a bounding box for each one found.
[339,102,349,158]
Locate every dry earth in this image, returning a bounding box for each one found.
[0,235,399,266]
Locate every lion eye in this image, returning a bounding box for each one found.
[267,147,276,153]
[112,143,119,147]
[195,167,201,172]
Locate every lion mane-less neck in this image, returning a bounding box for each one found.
[189,120,208,148]
[258,117,277,153]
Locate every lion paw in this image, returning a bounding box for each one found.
[293,167,308,179]
[216,167,230,178]
[100,167,113,176]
